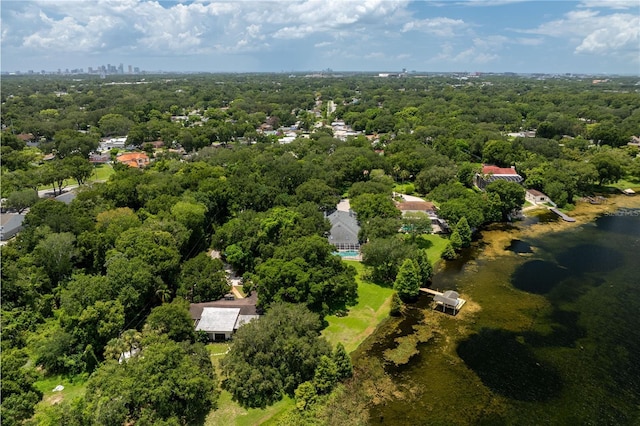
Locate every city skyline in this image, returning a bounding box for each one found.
[2,1,639,75]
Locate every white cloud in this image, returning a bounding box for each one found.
[3,0,413,56]
[579,0,639,9]
[459,0,529,6]
[433,36,505,64]
[402,17,468,37]
[515,37,543,46]
[523,9,640,57]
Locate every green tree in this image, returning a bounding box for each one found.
[450,230,463,251]
[0,349,43,426]
[313,355,338,394]
[221,303,331,408]
[457,162,479,188]
[177,252,229,302]
[412,248,433,285]
[294,381,318,411]
[401,211,432,242]
[415,166,456,194]
[255,235,357,314]
[63,155,94,185]
[332,342,353,380]
[113,228,181,287]
[393,259,421,301]
[390,292,403,316]
[295,179,340,211]
[455,217,472,247]
[591,151,624,185]
[41,159,71,196]
[53,129,99,158]
[34,232,78,284]
[361,237,416,284]
[485,180,525,221]
[98,113,133,137]
[350,193,401,222]
[5,188,39,213]
[589,122,626,147]
[145,299,195,343]
[83,336,217,425]
[442,242,457,260]
[482,140,514,167]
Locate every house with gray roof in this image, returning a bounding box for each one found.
[0,213,25,241]
[327,208,361,251]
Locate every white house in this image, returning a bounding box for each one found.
[526,189,549,204]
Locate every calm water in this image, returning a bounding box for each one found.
[355,210,640,425]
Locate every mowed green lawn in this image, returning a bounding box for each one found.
[417,234,449,266]
[207,260,395,424]
[322,261,394,354]
[205,391,294,426]
[37,163,114,192]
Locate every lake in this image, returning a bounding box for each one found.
[353,206,640,425]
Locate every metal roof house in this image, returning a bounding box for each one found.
[327,208,361,251]
[190,292,260,341]
[474,165,523,190]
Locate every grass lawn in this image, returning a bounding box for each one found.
[322,261,394,354]
[205,391,295,426]
[416,234,449,265]
[605,177,640,192]
[33,374,87,408]
[91,163,114,182]
[393,182,416,195]
[36,163,114,192]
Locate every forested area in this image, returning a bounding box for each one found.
[1,73,639,424]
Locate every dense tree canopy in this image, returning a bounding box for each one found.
[1,73,638,421]
[221,303,331,408]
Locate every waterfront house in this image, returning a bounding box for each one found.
[327,206,361,251]
[525,189,549,204]
[474,165,523,190]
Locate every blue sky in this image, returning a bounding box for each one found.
[1,0,638,74]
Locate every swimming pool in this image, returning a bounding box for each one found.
[334,250,360,257]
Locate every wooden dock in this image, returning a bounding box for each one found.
[549,207,576,222]
[420,288,443,296]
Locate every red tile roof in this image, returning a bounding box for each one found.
[116,152,149,168]
[481,165,520,175]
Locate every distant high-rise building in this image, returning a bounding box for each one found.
[118,63,124,74]
[134,67,140,73]
[128,65,132,74]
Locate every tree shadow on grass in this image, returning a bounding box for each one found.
[457,328,562,402]
[415,237,434,250]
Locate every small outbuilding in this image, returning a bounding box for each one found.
[433,290,465,314]
[525,189,549,204]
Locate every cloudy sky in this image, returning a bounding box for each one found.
[2,0,639,74]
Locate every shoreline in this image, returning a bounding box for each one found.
[355,193,640,424]
[478,194,640,260]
